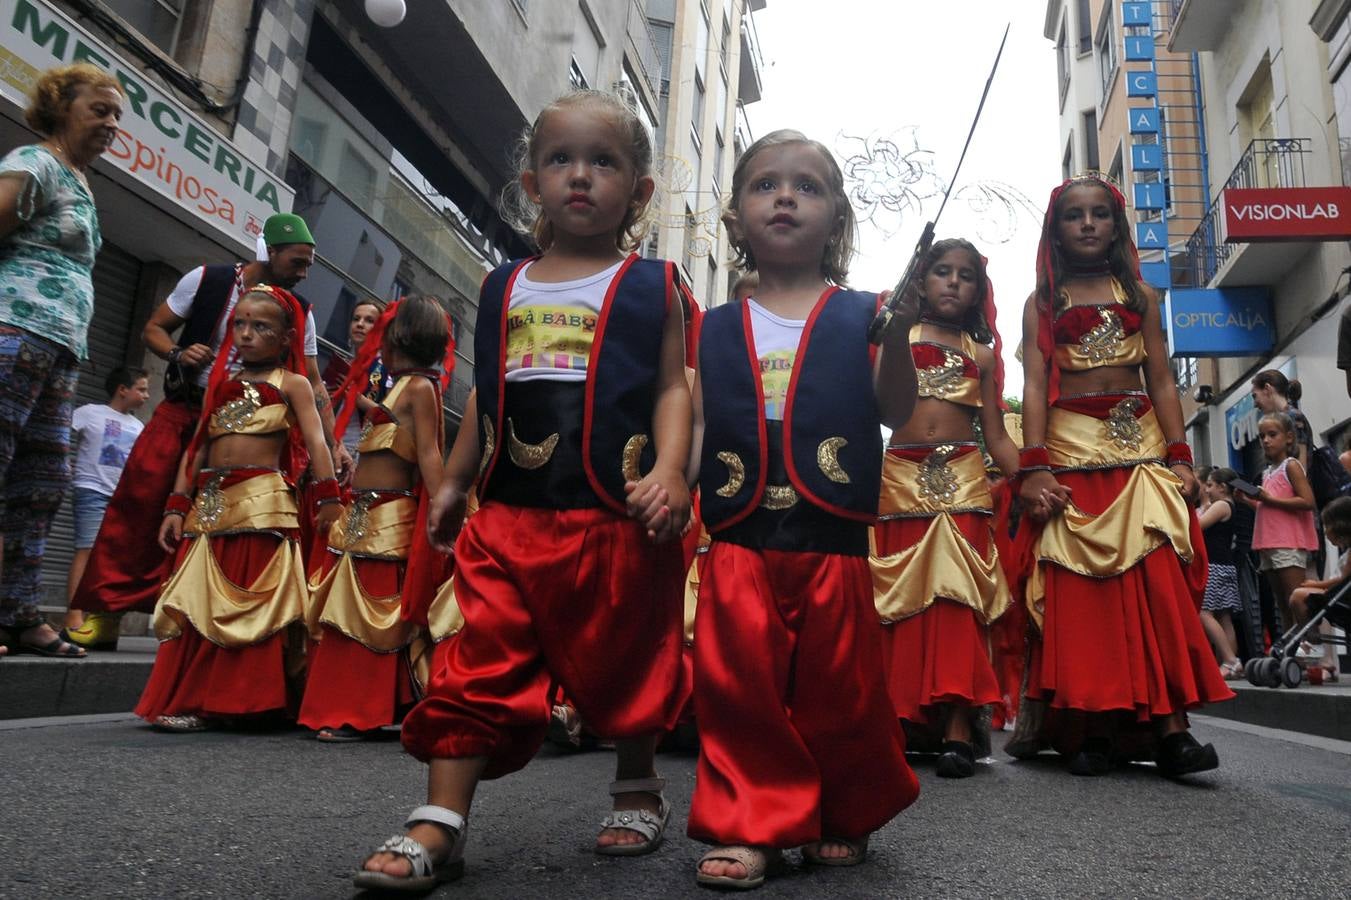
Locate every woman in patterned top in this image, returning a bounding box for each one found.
[0,63,124,659]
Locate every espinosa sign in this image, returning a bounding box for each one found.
[0,0,292,252]
[1224,186,1351,242]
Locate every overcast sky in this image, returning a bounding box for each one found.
[742,0,1063,397]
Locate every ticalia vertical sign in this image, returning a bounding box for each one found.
[1122,0,1169,289]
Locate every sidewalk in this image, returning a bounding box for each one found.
[0,636,156,719]
[1203,677,1351,742]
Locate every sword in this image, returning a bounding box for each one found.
[868,22,1012,344]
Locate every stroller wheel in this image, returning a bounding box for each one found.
[1246,660,1264,687]
[1261,657,1282,688]
[1281,657,1302,689]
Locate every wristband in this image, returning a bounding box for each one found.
[1166,441,1194,467]
[1018,445,1052,471]
[164,492,192,517]
[167,345,182,366]
[312,478,341,507]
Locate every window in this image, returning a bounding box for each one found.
[571,3,601,89]
[1076,0,1092,54]
[1056,17,1071,108]
[683,205,696,274]
[1062,135,1074,181]
[1097,5,1119,97]
[569,58,589,89]
[706,260,718,312]
[693,71,706,135]
[697,1,711,80]
[1107,142,1123,186]
[103,0,185,56]
[1082,110,1099,171]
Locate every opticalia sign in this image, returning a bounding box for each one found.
[1165,287,1274,358]
[0,0,293,252]
[1224,186,1351,242]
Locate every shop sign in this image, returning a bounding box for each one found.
[1224,186,1351,242]
[1165,287,1274,357]
[0,0,293,252]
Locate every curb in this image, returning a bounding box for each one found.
[0,637,156,720]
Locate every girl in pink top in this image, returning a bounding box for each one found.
[1242,411,1318,636]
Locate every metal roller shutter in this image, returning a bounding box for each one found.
[38,241,142,609]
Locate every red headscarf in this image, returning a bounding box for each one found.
[1033,173,1140,405]
[979,254,1007,412]
[183,284,310,482]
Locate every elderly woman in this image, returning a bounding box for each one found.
[0,63,123,658]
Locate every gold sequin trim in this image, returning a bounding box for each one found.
[506,418,559,470]
[760,484,800,510]
[714,451,745,498]
[622,434,649,483]
[916,348,966,400]
[1105,397,1143,451]
[916,444,960,506]
[1079,307,1126,365]
[213,381,261,432]
[817,437,851,484]
[193,472,227,529]
[478,416,495,477]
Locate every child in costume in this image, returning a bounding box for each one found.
[299,296,454,741]
[687,129,920,890]
[869,238,1018,778]
[355,89,691,893]
[135,286,340,731]
[1011,173,1232,777]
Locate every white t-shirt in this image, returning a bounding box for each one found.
[166,265,319,387]
[503,259,622,383]
[747,298,804,421]
[70,403,145,495]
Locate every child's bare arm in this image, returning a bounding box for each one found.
[975,344,1018,477]
[286,374,337,483]
[686,367,704,488]
[427,390,480,553]
[873,290,919,430]
[627,301,692,541]
[408,378,445,499]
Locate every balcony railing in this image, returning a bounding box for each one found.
[1179,138,1310,287]
[627,0,662,100]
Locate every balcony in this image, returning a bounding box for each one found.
[738,8,765,104]
[1180,138,1312,288]
[626,0,663,105]
[1168,0,1230,51]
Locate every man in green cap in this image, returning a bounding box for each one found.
[64,213,354,650]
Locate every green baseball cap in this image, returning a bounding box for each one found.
[262,213,315,247]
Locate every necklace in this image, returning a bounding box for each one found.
[1064,258,1113,277]
[918,314,962,330]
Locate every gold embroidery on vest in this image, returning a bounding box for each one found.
[194,472,227,529]
[917,348,966,399]
[817,437,851,484]
[760,484,800,510]
[1080,307,1125,364]
[622,434,649,483]
[916,444,960,506]
[714,451,745,498]
[506,418,559,469]
[1105,397,1144,451]
[214,381,261,432]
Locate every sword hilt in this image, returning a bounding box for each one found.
[867,221,935,345]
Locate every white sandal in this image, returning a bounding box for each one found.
[696,845,785,890]
[353,804,468,892]
[595,776,670,856]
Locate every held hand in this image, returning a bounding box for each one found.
[332,443,355,487]
[1019,470,1070,518]
[315,502,342,536]
[427,481,468,555]
[1172,465,1199,503]
[158,515,183,553]
[625,467,691,542]
[177,343,214,368]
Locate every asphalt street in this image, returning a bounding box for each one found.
[4,714,1350,898]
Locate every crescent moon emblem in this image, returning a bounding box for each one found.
[714,451,745,498]
[478,416,495,477]
[506,418,559,470]
[817,437,851,484]
[622,434,649,482]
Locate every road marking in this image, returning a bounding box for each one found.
[1192,713,1351,756]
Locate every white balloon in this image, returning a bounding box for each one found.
[365,0,406,28]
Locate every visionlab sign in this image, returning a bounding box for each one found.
[1224,186,1351,242]
[1165,287,1274,358]
[0,0,293,252]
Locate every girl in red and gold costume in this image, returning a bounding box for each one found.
[135,286,341,732]
[870,238,1018,779]
[298,296,455,742]
[1011,173,1232,777]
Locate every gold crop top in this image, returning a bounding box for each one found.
[357,375,418,463]
[207,368,294,438]
[1052,280,1147,372]
[910,325,982,408]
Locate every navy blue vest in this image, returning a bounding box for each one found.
[698,288,884,531]
[475,255,673,513]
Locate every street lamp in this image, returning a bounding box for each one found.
[364,0,406,28]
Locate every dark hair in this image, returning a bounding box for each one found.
[1208,466,1237,494]
[917,238,991,343]
[1322,496,1351,538]
[1253,370,1301,406]
[724,129,857,285]
[24,63,123,135]
[1039,174,1147,316]
[1195,464,1213,485]
[385,295,450,368]
[104,366,147,398]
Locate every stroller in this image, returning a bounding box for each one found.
[1246,576,1351,688]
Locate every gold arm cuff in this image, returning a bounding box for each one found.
[870,512,1010,624]
[1045,402,1165,469]
[152,533,306,646]
[1027,461,1195,628]
[878,447,993,517]
[185,471,299,535]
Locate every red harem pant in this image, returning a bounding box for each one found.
[688,542,919,848]
[298,553,417,733]
[1020,465,1233,749]
[874,512,1002,724]
[400,502,685,778]
[72,398,197,614]
[135,533,297,720]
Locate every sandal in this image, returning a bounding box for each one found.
[802,834,869,867]
[696,845,785,890]
[595,776,670,857]
[1220,660,1244,680]
[153,714,209,733]
[0,622,86,658]
[353,804,467,893]
[316,725,375,743]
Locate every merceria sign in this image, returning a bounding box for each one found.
[0,0,293,252]
[1224,186,1351,242]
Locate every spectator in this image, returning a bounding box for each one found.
[0,63,124,658]
[60,366,149,646]
[1251,370,1311,471]
[1199,468,1244,679]
[322,299,386,455]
